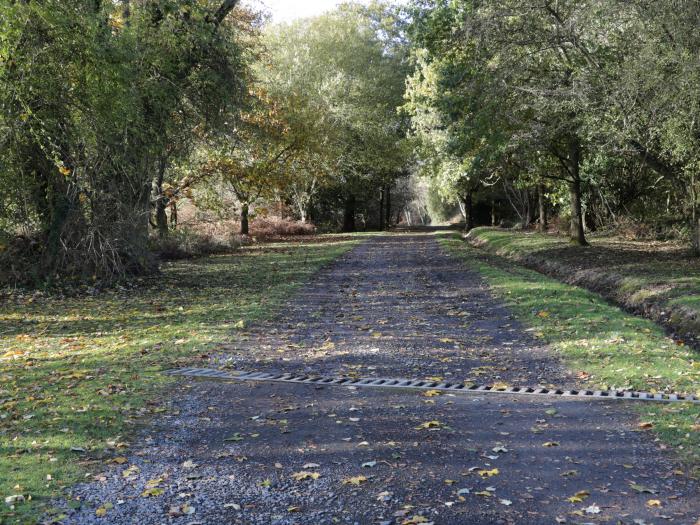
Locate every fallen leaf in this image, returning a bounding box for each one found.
[343,475,367,486]
[415,420,442,430]
[291,471,320,481]
[141,488,164,497]
[630,483,657,494]
[566,490,590,503]
[95,503,113,517]
[402,516,433,525]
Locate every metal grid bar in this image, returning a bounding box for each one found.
[163,368,700,404]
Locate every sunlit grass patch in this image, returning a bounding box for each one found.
[439,234,700,473]
[0,238,359,523]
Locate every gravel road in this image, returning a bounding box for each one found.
[60,234,700,525]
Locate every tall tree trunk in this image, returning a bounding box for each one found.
[538,184,547,232]
[464,192,474,232]
[378,188,385,231]
[240,203,249,236]
[568,138,588,246]
[491,199,497,226]
[385,185,392,229]
[170,201,177,228]
[522,189,532,229]
[342,194,356,232]
[153,156,168,237]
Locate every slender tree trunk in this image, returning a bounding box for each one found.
[153,157,168,237]
[170,201,177,228]
[693,173,700,255]
[522,189,532,229]
[538,184,547,232]
[568,138,588,246]
[464,192,474,232]
[491,199,497,226]
[385,185,392,229]
[240,203,249,236]
[342,194,356,232]
[378,188,385,231]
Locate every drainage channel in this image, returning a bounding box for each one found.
[164,367,700,405]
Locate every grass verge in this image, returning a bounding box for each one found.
[439,233,700,475]
[0,237,360,524]
[467,227,700,343]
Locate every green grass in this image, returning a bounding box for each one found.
[468,227,700,309]
[0,237,360,524]
[439,233,700,473]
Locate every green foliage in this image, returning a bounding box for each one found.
[404,0,700,243]
[262,3,413,229]
[0,0,247,284]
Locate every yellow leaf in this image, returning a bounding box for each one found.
[477,468,499,478]
[537,310,550,318]
[141,487,164,497]
[415,420,442,430]
[291,471,320,481]
[647,499,662,507]
[95,503,113,517]
[402,516,430,524]
[112,457,128,464]
[423,390,441,397]
[638,421,654,430]
[566,490,590,503]
[122,465,140,478]
[474,491,493,497]
[342,475,367,486]
[145,477,164,488]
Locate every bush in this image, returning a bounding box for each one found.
[249,217,316,239]
[149,217,315,260]
[150,228,238,260]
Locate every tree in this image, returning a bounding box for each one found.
[262,3,412,232]
[201,88,296,235]
[0,0,247,283]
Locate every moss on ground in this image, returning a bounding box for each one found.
[0,237,360,524]
[440,233,700,475]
